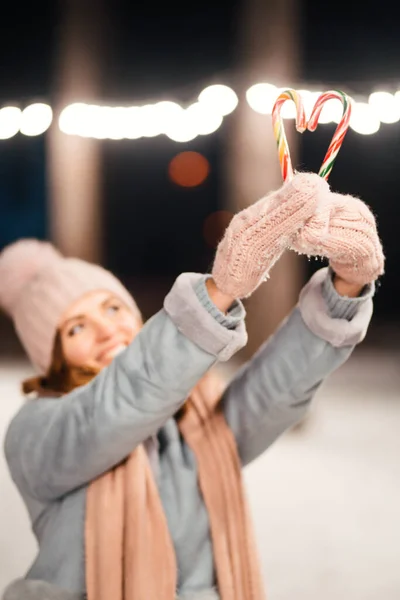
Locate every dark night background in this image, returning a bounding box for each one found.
[0,0,398,321]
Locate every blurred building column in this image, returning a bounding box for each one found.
[47,0,109,262]
[225,0,304,360]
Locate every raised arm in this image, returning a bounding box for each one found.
[4,273,246,501]
[221,268,374,465]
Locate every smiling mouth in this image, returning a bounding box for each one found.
[99,343,128,362]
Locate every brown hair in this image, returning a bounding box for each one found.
[22,331,99,396]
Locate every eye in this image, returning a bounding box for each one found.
[106,303,121,315]
[68,323,84,337]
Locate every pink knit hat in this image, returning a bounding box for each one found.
[0,239,142,374]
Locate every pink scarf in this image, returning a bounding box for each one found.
[85,372,266,600]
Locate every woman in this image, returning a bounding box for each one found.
[1,173,384,600]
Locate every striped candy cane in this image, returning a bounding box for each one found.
[308,90,353,180]
[272,89,307,182]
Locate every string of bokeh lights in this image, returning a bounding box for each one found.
[2,83,400,141]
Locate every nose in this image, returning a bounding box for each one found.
[94,316,118,340]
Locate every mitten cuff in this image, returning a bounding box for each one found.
[298,267,374,347]
[322,267,375,320]
[193,275,245,329]
[164,273,248,361]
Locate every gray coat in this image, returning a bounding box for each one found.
[3,268,374,599]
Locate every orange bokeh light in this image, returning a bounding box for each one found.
[203,211,234,248]
[168,151,210,187]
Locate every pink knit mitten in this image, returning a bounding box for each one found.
[291,192,385,286]
[212,172,328,298]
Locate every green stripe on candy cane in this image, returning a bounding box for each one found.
[308,90,353,180]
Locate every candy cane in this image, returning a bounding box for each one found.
[308,90,353,180]
[272,89,307,182]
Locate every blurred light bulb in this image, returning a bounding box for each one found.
[107,107,129,140]
[246,83,278,114]
[124,106,144,139]
[281,101,297,119]
[186,102,223,135]
[135,104,161,138]
[153,101,183,136]
[165,109,198,142]
[87,106,113,139]
[350,102,380,135]
[0,106,21,139]
[59,103,89,136]
[368,91,400,124]
[20,103,53,136]
[198,85,238,116]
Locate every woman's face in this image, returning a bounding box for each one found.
[59,290,142,370]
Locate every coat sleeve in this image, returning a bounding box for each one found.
[221,267,374,466]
